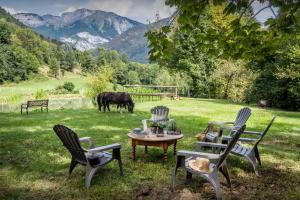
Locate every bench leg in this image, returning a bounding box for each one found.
[26,108,28,115]
[21,106,23,114]
[41,107,43,112]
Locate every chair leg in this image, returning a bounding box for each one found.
[219,162,231,188]
[186,171,192,180]
[208,173,222,200]
[113,148,123,176]
[171,155,184,191]
[85,164,98,188]
[246,152,259,176]
[68,158,78,177]
[254,147,261,166]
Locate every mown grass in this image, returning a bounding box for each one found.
[0,98,299,200]
[0,73,86,98]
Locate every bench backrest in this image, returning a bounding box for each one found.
[27,100,48,107]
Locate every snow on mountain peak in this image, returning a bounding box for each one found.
[76,32,109,44]
[61,32,109,51]
[14,13,46,27]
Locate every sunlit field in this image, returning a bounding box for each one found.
[1,98,299,199]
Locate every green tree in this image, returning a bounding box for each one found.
[49,57,60,78]
[81,51,96,72]
[85,67,113,99]
[0,22,11,44]
[127,71,140,85]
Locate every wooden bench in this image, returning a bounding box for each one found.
[21,100,49,114]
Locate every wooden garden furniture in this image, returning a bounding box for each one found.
[53,125,123,187]
[205,107,251,143]
[21,99,49,114]
[128,132,183,163]
[222,116,276,175]
[172,125,246,200]
[142,106,175,131]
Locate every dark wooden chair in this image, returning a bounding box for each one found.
[172,125,246,200]
[21,100,49,114]
[53,125,123,187]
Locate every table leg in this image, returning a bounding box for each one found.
[132,140,136,160]
[145,145,148,154]
[163,143,168,163]
[173,140,177,155]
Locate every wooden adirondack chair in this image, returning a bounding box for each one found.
[172,125,246,200]
[222,116,276,175]
[53,125,123,187]
[205,107,251,143]
[142,106,174,130]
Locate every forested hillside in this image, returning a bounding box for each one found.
[0,7,79,83]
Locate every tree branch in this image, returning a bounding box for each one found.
[270,7,277,18]
[252,5,272,19]
[238,0,256,20]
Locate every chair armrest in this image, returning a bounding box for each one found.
[88,143,121,153]
[243,130,262,135]
[209,121,234,126]
[196,142,228,149]
[79,137,94,148]
[222,136,258,142]
[177,150,220,160]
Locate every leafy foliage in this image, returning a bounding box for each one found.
[0,8,79,83]
[63,82,75,92]
[85,67,114,99]
[146,1,300,110]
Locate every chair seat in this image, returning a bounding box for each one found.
[87,152,113,167]
[206,131,218,141]
[231,143,250,156]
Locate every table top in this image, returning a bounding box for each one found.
[128,132,183,142]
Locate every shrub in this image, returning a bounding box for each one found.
[85,67,113,99]
[63,82,75,92]
[35,89,48,100]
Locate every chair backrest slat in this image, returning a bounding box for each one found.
[150,106,169,122]
[216,125,246,169]
[234,107,251,127]
[53,125,87,163]
[253,116,276,148]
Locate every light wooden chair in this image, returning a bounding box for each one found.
[205,107,251,143]
[142,106,174,130]
[222,116,276,175]
[172,125,246,200]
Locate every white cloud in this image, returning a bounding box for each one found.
[2,6,27,14]
[62,6,79,14]
[86,0,175,23]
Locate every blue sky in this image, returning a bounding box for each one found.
[0,0,275,24]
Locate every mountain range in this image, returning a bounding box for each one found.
[14,8,170,63]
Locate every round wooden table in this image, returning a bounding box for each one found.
[127,132,183,163]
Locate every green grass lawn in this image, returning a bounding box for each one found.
[0,73,86,98]
[0,98,299,199]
